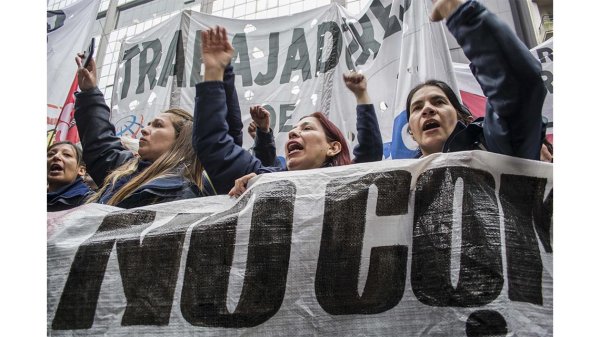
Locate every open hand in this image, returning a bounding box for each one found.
[75,52,97,91]
[228,173,257,197]
[202,26,234,81]
[249,105,270,132]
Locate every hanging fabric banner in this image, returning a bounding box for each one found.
[47,0,101,132]
[110,0,457,159]
[47,151,553,336]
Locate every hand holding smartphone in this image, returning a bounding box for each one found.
[81,37,95,68]
[76,37,97,91]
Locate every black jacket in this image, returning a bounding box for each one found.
[74,88,216,209]
[47,177,93,212]
[432,1,546,159]
[193,77,383,195]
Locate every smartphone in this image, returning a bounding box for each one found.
[81,37,95,68]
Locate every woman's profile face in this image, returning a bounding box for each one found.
[285,117,340,171]
[408,86,458,156]
[47,144,84,190]
[137,113,177,162]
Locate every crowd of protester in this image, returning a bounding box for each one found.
[47,0,550,212]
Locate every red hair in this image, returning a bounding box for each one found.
[302,112,351,167]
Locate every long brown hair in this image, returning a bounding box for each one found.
[88,108,204,206]
[302,112,351,167]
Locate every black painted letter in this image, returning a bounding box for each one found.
[280,28,311,84]
[316,22,342,76]
[232,33,253,87]
[189,29,203,87]
[52,210,156,329]
[120,45,141,99]
[315,170,411,314]
[158,30,185,88]
[254,32,279,85]
[412,167,503,307]
[117,213,206,326]
[500,174,551,305]
[181,180,296,327]
[136,39,162,94]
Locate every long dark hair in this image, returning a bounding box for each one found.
[301,112,351,167]
[405,80,473,125]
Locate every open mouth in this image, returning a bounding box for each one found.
[286,141,304,156]
[49,163,63,173]
[422,120,440,131]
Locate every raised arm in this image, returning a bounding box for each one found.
[343,71,383,163]
[193,26,264,194]
[73,54,133,186]
[223,63,243,147]
[249,105,277,166]
[438,0,545,159]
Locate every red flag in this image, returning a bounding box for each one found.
[459,90,487,119]
[53,74,80,144]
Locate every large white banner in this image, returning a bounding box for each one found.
[48,151,553,336]
[47,0,101,131]
[110,0,457,158]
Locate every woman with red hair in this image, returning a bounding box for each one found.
[193,26,382,196]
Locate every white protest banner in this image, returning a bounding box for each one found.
[454,38,554,138]
[109,13,184,138]
[47,0,101,131]
[110,0,457,159]
[48,151,553,336]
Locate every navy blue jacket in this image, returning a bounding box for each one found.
[429,1,546,159]
[93,160,215,209]
[193,78,383,194]
[74,81,223,208]
[222,64,244,147]
[251,128,278,167]
[47,177,93,212]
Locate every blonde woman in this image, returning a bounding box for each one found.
[73,54,220,208]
